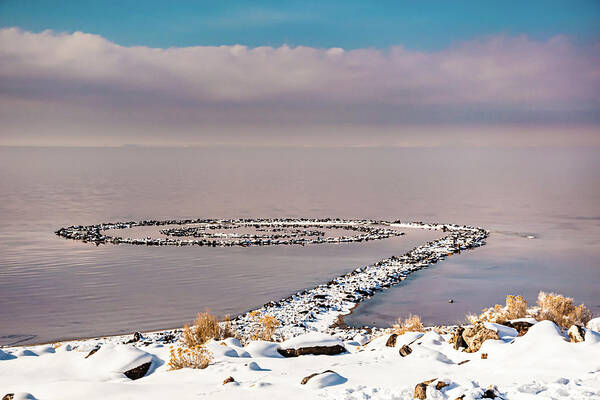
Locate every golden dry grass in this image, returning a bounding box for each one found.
[535,291,592,328]
[467,292,593,329]
[181,310,236,348]
[248,310,280,341]
[168,345,212,370]
[467,295,528,325]
[391,314,425,335]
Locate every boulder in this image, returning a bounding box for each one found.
[277,333,346,357]
[385,333,398,347]
[450,327,468,350]
[481,353,488,359]
[462,323,499,352]
[223,376,235,384]
[123,361,152,380]
[414,379,436,399]
[504,320,535,336]
[435,381,449,390]
[399,344,412,357]
[278,344,346,357]
[568,325,585,343]
[3,395,13,400]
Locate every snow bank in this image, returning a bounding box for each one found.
[1,319,599,399]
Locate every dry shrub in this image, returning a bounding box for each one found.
[506,295,528,320]
[182,310,236,348]
[467,295,527,325]
[249,310,280,341]
[535,291,593,328]
[392,314,425,335]
[168,345,212,370]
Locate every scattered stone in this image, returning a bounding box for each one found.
[455,395,465,400]
[448,299,454,303]
[126,332,144,344]
[462,323,500,353]
[435,381,449,390]
[482,385,499,398]
[414,378,436,399]
[481,353,488,359]
[161,333,176,343]
[3,394,14,400]
[277,344,346,357]
[458,360,470,365]
[450,327,468,350]
[223,376,235,385]
[385,333,398,347]
[568,325,586,343]
[399,344,412,357]
[85,346,100,359]
[123,361,152,380]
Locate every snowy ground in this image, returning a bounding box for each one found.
[1,319,600,399]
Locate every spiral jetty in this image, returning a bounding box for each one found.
[55,218,488,340]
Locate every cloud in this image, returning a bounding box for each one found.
[0,27,599,145]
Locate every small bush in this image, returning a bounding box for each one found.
[392,314,425,335]
[249,311,280,341]
[168,345,212,370]
[181,310,236,348]
[467,295,527,325]
[506,295,528,320]
[535,291,593,328]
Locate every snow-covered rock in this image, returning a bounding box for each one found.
[277,333,346,357]
[85,344,153,380]
[483,322,518,340]
[302,371,347,389]
[587,317,600,332]
[568,325,586,343]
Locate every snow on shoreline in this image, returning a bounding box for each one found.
[2,219,600,398]
[2,320,600,399]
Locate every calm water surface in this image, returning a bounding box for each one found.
[0,146,598,345]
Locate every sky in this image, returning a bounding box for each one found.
[1,1,599,147]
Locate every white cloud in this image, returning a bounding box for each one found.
[0,28,598,145]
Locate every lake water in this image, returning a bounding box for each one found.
[1,146,599,345]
